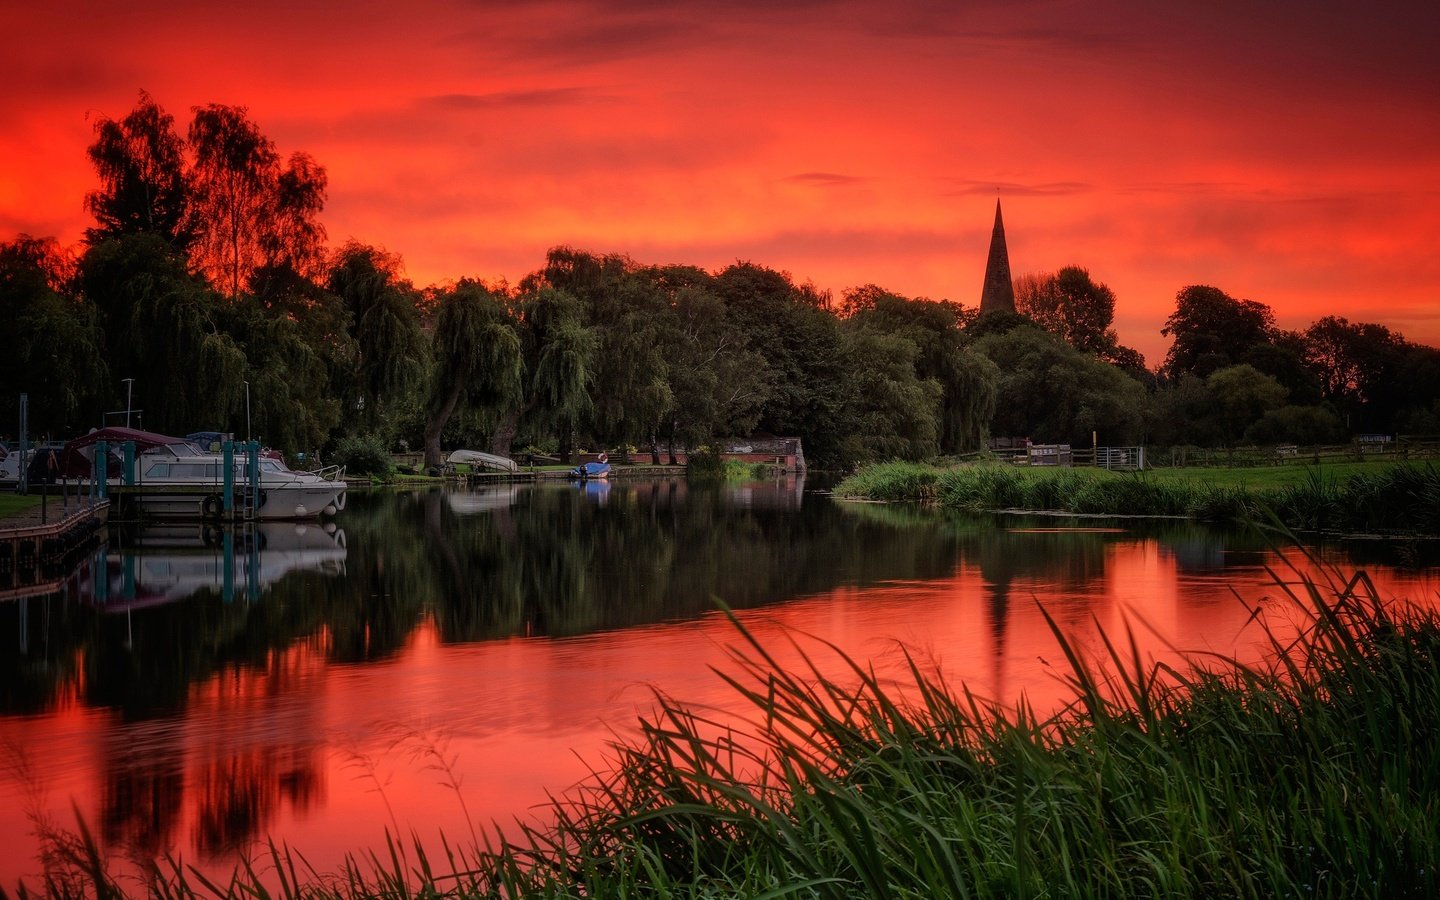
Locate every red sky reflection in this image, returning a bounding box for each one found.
[3,1,1438,362]
[2,536,1437,889]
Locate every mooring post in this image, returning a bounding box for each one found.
[223,441,235,517]
[248,441,260,517]
[95,441,109,499]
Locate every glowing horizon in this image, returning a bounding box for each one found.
[3,0,1438,364]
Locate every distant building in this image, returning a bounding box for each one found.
[979,198,1016,314]
[720,437,806,473]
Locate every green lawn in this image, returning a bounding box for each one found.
[1142,459,1419,490]
[0,492,43,518]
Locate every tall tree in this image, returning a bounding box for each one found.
[715,262,849,465]
[422,279,522,468]
[0,237,108,435]
[78,233,247,434]
[1301,317,1404,406]
[660,275,769,456]
[490,287,595,458]
[1206,364,1288,443]
[838,328,943,462]
[84,90,192,249]
[1160,285,1275,380]
[189,105,327,297]
[326,243,427,436]
[975,325,1145,446]
[843,285,994,453]
[1015,266,1117,355]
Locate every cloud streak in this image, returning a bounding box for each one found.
[0,0,1437,364]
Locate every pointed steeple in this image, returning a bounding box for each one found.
[979,198,1016,314]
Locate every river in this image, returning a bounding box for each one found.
[1,476,1437,889]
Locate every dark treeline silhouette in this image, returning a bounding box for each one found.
[4,92,1437,463]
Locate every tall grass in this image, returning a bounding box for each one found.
[831,461,944,502]
[836,462,1440,534]
[23,554,1440,897]
[467,572,1440,898]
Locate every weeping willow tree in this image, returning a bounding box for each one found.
[79,232,247,434]
[327,242,428,439]
[422,279,523,468]
[944,348,1001,453]
[490,287,595,459]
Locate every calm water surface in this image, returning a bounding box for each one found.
[2,477,1438,887]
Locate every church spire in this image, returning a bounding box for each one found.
[979,198,1016,314]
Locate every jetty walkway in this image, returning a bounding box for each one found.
[0,495,108,601]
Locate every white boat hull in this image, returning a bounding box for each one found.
[134,482,347,520]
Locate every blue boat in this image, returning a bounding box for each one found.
[572,453,610,480]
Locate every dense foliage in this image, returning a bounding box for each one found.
[4,91,1438,464]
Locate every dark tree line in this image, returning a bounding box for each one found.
[3,91,1437,467]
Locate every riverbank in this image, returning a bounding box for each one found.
[834,460,1440,535]
[26,561,1440,896]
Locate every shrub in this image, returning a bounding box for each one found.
[331,434,392,477]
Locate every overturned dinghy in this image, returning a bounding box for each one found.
[446,449,520,474]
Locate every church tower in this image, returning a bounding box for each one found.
[979,199,1016,314]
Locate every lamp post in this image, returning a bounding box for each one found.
[244,380,251,443]
[123,378,134,428]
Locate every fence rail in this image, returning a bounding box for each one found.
[984,437,1440,471]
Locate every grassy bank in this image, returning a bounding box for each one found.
[23,563,1440,897]
[834,461,1440,534]
[0,493,42,519]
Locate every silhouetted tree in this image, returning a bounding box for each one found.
[1160,285,1275,380]
[189,105,327,297]
[84,90,193,250]
[1015,266,1117,355]
[839,328,942,461]
[844,285,995,453]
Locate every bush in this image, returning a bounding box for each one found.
[331,434,392,477]
[686,447,726,481]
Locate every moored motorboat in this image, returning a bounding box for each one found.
[62,427,346,520]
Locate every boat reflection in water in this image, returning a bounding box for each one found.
[81,522,348,609]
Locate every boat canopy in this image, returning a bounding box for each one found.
[61,426,189,477]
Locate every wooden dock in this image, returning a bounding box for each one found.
[0,499,109,600]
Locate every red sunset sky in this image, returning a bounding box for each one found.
[2,0,1437,365]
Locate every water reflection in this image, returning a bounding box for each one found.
[0,478,1436,887]
[87,522,348,609]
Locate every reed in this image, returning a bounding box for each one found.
[17,554,1440,898]
[466,568,1440,898]
[836,462,1440,534]
[831,461,944,502]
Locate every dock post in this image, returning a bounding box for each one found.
[95,441,109,499]
[247,441,260,518]
[222,441,235,518]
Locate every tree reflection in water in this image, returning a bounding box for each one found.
[0,477,1436,885]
